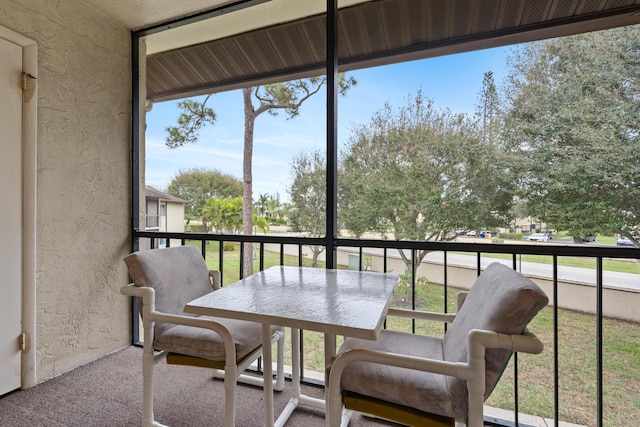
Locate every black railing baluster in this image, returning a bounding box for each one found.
[219,240,224,284]
[514,352,519,426]
[411,249,416,334]
[444,251,448,334]
[259,242,265,271]
[597,256,603,427]
[239,241,244,279]
[299,329,305,382]
[553,256,559,427]
[383,248,388,273]
[512,253,520,427]
[280,243,284,265]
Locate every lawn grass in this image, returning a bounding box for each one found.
[186,240,639,425]
[468,251,640,274]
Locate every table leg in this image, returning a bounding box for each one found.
[275,328,301,427]
[262,324,274,427]
[292,328,301,401]
[275,328,326,427]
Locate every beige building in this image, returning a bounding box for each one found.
[145,187,187,231]
[144,187,187,247]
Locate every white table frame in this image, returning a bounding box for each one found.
[184,266,398,427]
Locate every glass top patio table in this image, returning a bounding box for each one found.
[184,265,399,427]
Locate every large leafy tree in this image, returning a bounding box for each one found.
[166,75,356,275]
[502,26,640,243]
[339,90,515,275]
[288,149,326,267]
[167,167,242,230]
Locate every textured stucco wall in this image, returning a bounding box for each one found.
[0,1,132,381]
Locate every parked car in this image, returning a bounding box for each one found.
[616,236,635,247]
[583,235,596,242]
[465,230,476,237]
[527,232,550,242]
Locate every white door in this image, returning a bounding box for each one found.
[0,36,23,395]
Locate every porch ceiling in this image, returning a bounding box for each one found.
[109,0,640,102]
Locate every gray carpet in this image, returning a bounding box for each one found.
[0,346,401,427]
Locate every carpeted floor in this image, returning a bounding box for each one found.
[0,346,401,427]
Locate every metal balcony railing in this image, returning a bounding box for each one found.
[131,229,640,427]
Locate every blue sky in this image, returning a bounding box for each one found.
[145,46,512,202]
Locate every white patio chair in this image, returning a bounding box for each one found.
[327,262,548,427]
[121,245,285,427]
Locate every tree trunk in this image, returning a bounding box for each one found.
[242,87,255,277]
[398,248,431,299]
[311,245,325,268]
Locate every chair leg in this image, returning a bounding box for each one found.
[326,388,343,427]
[467,360,485,427]
[224,364,238,427]
[140,352,170,427]
[142,344,156,427]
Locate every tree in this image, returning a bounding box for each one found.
[339,91,515,277]
[254,193,270,217]
[167,167,242,230]
[476,71,501,146]
[266,194,283,222]
[202,197,243,234]
[502,26,640,242]
[253,215,270,235]
[166,75,356,275]
[288,149,326,267]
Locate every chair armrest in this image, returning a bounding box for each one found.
[120,283,236,360]
[209,270,221,290]
[468,328,544,359]
[121,283,153,303]
[331,348,470,382]
[387,307,457,323]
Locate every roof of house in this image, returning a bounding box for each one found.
[145,187,189,204]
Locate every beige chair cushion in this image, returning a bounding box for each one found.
[124,246,214,335]
[337,262,548,420]
[156,318,279,362]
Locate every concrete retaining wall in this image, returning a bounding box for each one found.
[337,250,640,323]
